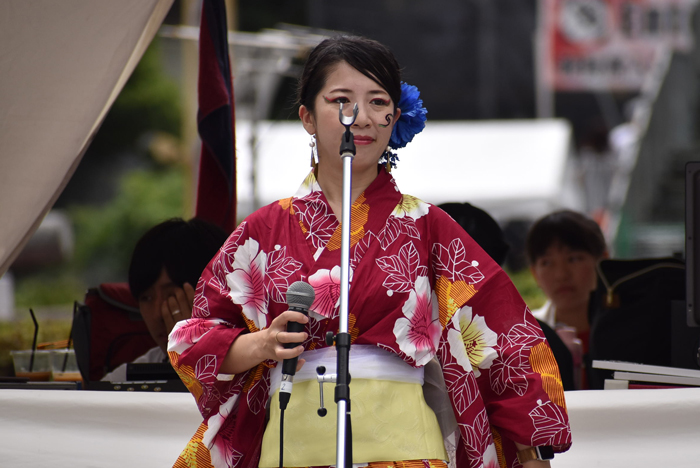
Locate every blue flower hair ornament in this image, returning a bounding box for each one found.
[382,82,428,169]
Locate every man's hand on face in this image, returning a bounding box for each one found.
[161,282,196,336]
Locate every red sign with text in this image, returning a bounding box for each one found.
[541,0,698,91]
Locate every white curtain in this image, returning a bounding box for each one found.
[0,0,175,276]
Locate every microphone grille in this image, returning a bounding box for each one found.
[286,281,315,309]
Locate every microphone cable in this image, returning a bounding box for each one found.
[279,408,285,468]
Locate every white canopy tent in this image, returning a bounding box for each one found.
[0,0,174,277]
[235,119,584,222]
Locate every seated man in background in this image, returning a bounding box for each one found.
[102,217,228,381]
[526,209,608,389]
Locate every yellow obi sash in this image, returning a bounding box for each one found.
[259,346,447,468]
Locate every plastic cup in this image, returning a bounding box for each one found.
[10,350,51,381]
[50,349,82,382]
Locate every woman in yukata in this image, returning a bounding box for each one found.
[168,35,571,468]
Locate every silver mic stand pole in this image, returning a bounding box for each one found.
[327,102,358,468]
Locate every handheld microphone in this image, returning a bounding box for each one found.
[279,281,315,410]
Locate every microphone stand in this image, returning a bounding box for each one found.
[332,102,358,468]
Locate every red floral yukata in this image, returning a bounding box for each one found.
[168,169,572,468]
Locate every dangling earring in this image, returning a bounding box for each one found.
[384,146,392,173]
[309,134,319,178]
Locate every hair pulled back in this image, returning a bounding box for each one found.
[297,35,402,113]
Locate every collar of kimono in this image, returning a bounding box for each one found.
[293,168,403,247]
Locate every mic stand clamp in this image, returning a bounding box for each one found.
[316,366,335,417]
[316,332,354,419]
[338,102,359,157]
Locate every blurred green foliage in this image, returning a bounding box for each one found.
[506,268,547,311]
[69,167,187,281]
[14,166,187,309]
[14,271,86,309]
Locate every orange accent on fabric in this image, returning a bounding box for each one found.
[172,421,214,468]
[242,315,260,333]
[530,342,567,409]
[327,226,342,251]
[169,350,181,371]
[491,426,506,468]
[435,277,479,327]
[435,277,457,327]
[362,460,448,468]
[243,362,267,393]
[169,351,203,402]
[349,313,360,343]
[327,193,369,251]
[279,197,293,212]
[451,280,478,305]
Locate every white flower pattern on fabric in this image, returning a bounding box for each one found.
[377,242,428,293]
[393,276,441,366]
[391,194,430,220]
[226,238,268,330]
[490,309,543,396]
[380,195,430,250]
[217,221,246,275]
[350,231,377,273]
[450,305,497,377]
[203,394,239,467]
[447,328,473,373]
[195,354,218,381]
[292,170,321,199]
[246,370,269,415]
[265,246,303,304]
[441,328,481,416]
[530,399,571,446]
[307,266,342,320]
[296,192,336,250]
[460,409,498,468]
[168,318,228,354]
[432,239,486,285]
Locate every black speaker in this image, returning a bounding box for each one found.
[686,162,700,327]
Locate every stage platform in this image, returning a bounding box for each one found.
[0,387,698,467]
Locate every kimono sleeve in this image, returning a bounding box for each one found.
[167,220,270,418]
[431,221,571,467]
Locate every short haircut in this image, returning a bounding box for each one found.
[128,218,228,300]
[526,210,606,264]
